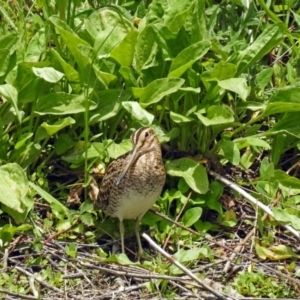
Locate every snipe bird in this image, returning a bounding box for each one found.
[95,127,166,259]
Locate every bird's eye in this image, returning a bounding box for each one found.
[145,131,150,138]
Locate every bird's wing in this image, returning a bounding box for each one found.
[95,152,131,210]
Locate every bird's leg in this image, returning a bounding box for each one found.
[135,214,144,260]
[119,219,125,253]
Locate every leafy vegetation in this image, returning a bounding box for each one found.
[1,0,300,298]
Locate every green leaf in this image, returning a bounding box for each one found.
[234,23,283,75]
[93,65,117,88]
[0,49,10,77]
[166,158,208,194]
[55,134,76,155]
[205,181,223,215]
[170,111,193,123]
[86,8,134,58]
[272,208,300,231]
[29,182,69,219]
[106,139,132,159]
[195,105,234,126]
[35,93,96,115]
[32,67,64,83]
[50,16,90,72]
[163,0,194,34]
[49,49,80,93]
[90,89,131,123]
[105,253,136,265]
[218,140,240,165]
[168,40,211,78]
[0,163,29,213]
[134,25,157,73]
[41,117,76,136]
[234,137,271,150]
[15,133,33,149]
[25,27,46,62]
[218,78,249,101]
[256,68,273,90]
[182,207,202,227]
[0,84,22,123]
[263,86,300,116]
[122,102,154,126]
[80,213,94,226]
[264,112,300,138]
[273,170,300,196]
[132,78,185,107]
[110,30,138,66]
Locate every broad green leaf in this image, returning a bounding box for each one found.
[271,134,295,166]
[0,225,17,246]
[0,32,18,51]
[25,27,46,62]
[195,105,234,126]
[1,193,33,224]
[49,49,80,93]
[122,102,154,126]
[218,78,249,101]
[29,182,69,219]
[41,117,76,136]
[0,84,22,123]
[221,210,238,227]
[182,207,202,227]
[273,170,300,196]
[168,40,211,77]
[80,213,94,226]
[50,16,90,72]
[132,78,185,107]
[90,89,132,123]
[14,61,49,104]
[32,67,64,83]
[0,49,10,77]
[255,237,300,260]
[170,111,193,123]
[256,68,273,90]
[93,66,117,87]
[12,142,41,169]
[110,30,138,66]
[174,247,206,264]
[35,93,96,115]
[134,25,157,73]
[15,133,33,149]
[259,157,274,178]
[263,86,300,116]
[105,253,135,265]
[265,113,300,138]
[272,208,300,231]
[218,140,240,165]
[201,62,237,81]
[0,163,30,214]
[234,137,271,150]
[163,0,194,34]
[119,66,138,87]
[55,134,76,155]
[85,7,132,40]
[235,23,284,75]
[205,181,223,214]
[166,158,208,194]
[86,9,133,58]
[107,139,132,159]
[189,0,206,43]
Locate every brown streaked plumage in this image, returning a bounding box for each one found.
[95,127,166,259]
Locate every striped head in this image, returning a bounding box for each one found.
[130,127,160,155]
[116,127,161,186]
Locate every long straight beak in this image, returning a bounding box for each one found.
[116,147,139,186]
